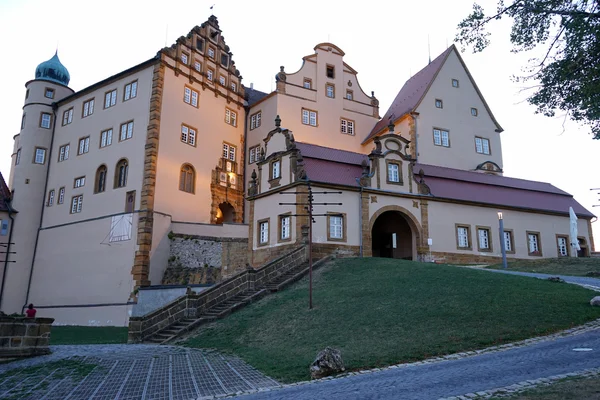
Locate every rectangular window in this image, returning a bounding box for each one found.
[47,189,55,206]
[184,86,199,107]
[527,232,541,255]
[326,84,335,98]
[196,36,204,52]
[433,128,450,147]
[475,137,491,155]
[231,82,237,92]
[62,108,73,126]
[34,147,46,164]
[340,118,354,135]
[557,236,569,257]
[120,121,134,141]
[346,90,353,100]
[435,99,443,109]
[58,187,65,204]
[452,79,459,88]
[78,137,90,155]
[15,148,21,165]
[471,107,478,117]
[74,176,86,188]
[45,88,55,99]
[225,108,237,127]
[250,111,262,130]
[259,220,269,244]
[272,160,281,179]
[388,163,399,183]
[456,225,471,249]
[0,220,7,236]
[280,215,291,241]
[58,144,70,162]
[477,227,491,251]
[100,129,113,148]
[303,78,312,89]
[219,75,226,86]
[221,54,229,67]
[208,47,215,58]
[302,109,317,126]
[104,89,117,108]
[180,52,188,64]
[329,215,344,240]
[21,114,26,129]
[503,231,513,253]
[40,112,52,129]
[326,65,335,79]
[181,124,196,146]
[249,145,260,164]
[222,143,236,161]
[124,80,138,101]
[207,69,214,81]
[194,61,202,72]
[70,195,83,214]
[82,98,95,118]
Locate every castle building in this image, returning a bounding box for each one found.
[0,16,595,326]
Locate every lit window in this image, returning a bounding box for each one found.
[222,143,236,161]
[471,107,478,117]
[435,99,443,109]
[457,226,470,248]
[388,163,399,183]
[452,79,459,88]
[100,129,113,148]
[58,144,70,162]
[280,215,291,240]
[326,84,335,98]
[82,99,95,117]
[62,108,73,126]
[249,145,260,164]
[45,88,55,99]
[329,215,343,240]
[104,89,117,108]
[179,164,195,193]
[181,124,196,146]
[184,87,199,107]
[225,109,237,127]
[74,176,86,188]
[346,90,353,100]
[47,190,55,206]
[302,109,317,126]
[433,129,450,147]
[124,81,138,101]
[34,148,46,164]
[259,220,269,244]
[250,112,262,130]
[78,137,90,155]
[477,228,491,251]
[58,187,65,204]
[475,137,490,155]
[40,113,52,129]
[557,236,568,256]
[120,121,134,141]
[272,160,280,179]
[303,79,312,89]
[70,195,83,214]
[340,118,354,135]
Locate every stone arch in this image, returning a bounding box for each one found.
[216,202,235,224]
[364,205,423,259]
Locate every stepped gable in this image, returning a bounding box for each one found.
[0,171,10,211]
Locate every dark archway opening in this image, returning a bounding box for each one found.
[216,202,235,224]
[371,211,413,260]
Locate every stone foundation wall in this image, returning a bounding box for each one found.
[312,243,360,260]
[251,243,299,267]
[0,317,54,358]
[429,251,504,265]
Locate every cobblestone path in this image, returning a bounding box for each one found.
[0,345,279,400]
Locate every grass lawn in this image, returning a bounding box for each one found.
[487,257,600,277]
[491,375,600,399]
[50,326,128,345]
[184,258,600,383]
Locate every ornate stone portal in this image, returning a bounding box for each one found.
[210,155,244,224]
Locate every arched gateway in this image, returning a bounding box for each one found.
[367,205,422,261]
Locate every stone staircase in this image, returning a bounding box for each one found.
[144,261,311,345]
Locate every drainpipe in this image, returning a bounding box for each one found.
[242,93,249,222]
[0,198,16,310]
[22,103,59,314]
[358,186,363,257]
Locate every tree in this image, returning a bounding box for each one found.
[456,0,600,139]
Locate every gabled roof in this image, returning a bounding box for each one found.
[296,142,368,165]
[244,86,270,107]
[0,171,11,212]
[363,45,503,144]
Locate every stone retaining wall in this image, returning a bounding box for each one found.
[0,317,54,358]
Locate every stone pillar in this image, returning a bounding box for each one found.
[361,191,372,257]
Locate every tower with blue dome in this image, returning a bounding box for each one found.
[34,52,71,86]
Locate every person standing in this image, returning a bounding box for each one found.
[25,304,36,318]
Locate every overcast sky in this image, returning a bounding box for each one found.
[1,0,598,243]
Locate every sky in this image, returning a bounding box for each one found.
[0,0,598,243]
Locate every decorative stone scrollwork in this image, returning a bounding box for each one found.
[248,170,258,196]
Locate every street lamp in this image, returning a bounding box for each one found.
[498,212,508,269]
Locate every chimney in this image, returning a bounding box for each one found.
[250,82,254,89]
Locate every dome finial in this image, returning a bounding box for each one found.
[35,51,70,86]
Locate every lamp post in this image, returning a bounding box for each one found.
[498,212,508,269]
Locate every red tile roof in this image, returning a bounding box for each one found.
[0,171,11,212]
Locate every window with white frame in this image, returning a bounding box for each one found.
[62,108,73,126]
[100,129,113,148]
[74,176,85,188]
[231,82,237,92]
[194,61,202,72]
[477,228,491,251]
[250,111,261,130]
[181,52,188,64]
[40,113,52,129]
[329,215,344,240]
[219,75,226,86]
[181,124,196,146]
[225,108,237,127]
[207,69,214,81]
[184,86,199,107]
[326,84,335,98]
[388,163,399,183]
[280,215,291,240]
[78,137,90,155]
[82,99,95,117]
[557,236,568,256]
[120,121,134,141]
[471,107,478,117]
[456,225,470,248]
[303,78,312,89]
[70,195,83,214]
[302,108,317,126]
[259,220,269,244]
[207,47,215,58]
[58,144,69,162]
[346,90,353,100]
[475,137,490,155]
[58,187,65,204]
[249,145,261,164]
[34,148,46,164]
[340,118,354,135]
[435,99,443,109]
[433,128,450,147]
[527,232,540,254]
[104,89,117,108]
[271,160,281,180]
[222,143,236,161]
[503,231,513,252]
[45,88,55,99]
[124,80,138,101]
[47,189,55,206]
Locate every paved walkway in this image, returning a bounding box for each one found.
[0,345,279,400]
[482,268,600,290]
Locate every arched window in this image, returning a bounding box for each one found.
[179,164,195,193]
[95,165,107,193]
[114,159,128,188]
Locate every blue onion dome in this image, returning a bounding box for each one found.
[35,51,70,86]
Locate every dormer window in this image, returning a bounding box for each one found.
[326,65,335,79]
[435,99,443,109]
[196,37,204,52]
